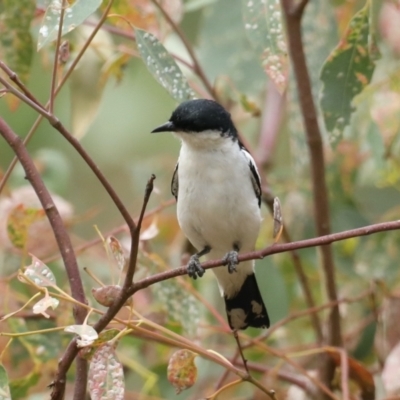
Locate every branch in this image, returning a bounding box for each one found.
[124,174,155,285]
[280,0,340,394]
[132,219,400,290]
[0,118,87,320]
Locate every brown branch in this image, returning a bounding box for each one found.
[125,174,155,284]
[280,0,341,395]
[132,219,400,291]
[0,119,87,319]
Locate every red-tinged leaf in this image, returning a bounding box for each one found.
[91,285,133,308]
[6,204,45,250]
[328,350,375,399]
[0,0,35,84]
[88,343,124,400]
[167,349,198,394]
[242,0,288,93]
[103,0,183,38]
[107,237,126,270]
[320,0,380,144]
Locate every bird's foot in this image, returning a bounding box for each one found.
[187,255,205,279]
[223,250,239,274]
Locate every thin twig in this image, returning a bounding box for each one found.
[233,330,249,374]
[255,289,372,343]
[49,0,66,114]
[0,62,44,107]
[125,174,155,284]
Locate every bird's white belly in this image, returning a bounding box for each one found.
[176,142,261,256]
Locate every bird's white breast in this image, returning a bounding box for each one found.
[176,131,261,296]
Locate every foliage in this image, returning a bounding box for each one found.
[1,0,400,399]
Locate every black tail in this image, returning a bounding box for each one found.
[224,273,270,330]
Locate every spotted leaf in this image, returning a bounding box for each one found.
[135,28,196,103]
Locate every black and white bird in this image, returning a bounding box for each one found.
[151,99,270,330]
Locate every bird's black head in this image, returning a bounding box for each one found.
[151,99,237,137]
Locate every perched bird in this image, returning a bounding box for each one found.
[151,99,269,330]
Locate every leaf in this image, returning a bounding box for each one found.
[91,285,133,307]
[23,255,56,287]
[0,0,35,84]
[37,0,102,50]
[242,0,288,93]
[9,370,40,400]
[0,364,11,400]
[88,343,125,400]
[6,205,45,250]
[107,237,126,270]
[139,217,159,241]
[104,0,182,38]
[139,252,200,336]
[69,26,114,139]
[167,349,197,394]
[65,324,98,348]
[32,296,59,318]
[80,329,120,360]
[320,0,379,145]
[135,28,196,103]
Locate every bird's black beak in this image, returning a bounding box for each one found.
[151,121,176,133]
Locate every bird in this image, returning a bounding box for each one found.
[151,99,270,330]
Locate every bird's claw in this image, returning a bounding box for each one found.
[224,250,239,274]
[187,255,205,279]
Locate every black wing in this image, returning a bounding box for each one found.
[239,143,261,207]
[171,163,179,200]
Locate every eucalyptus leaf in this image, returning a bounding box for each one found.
[242,0,288,93]
[135,29,196,103]
[319,0,379,145]
[37,0,102,50]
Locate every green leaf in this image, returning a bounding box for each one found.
[135,29,196,103]
[9,370,40,400]
[37,0,102,50]
[0,0,35,83]
[0,364,11,400]
[319,0,379,145]
[242,0,288,93]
